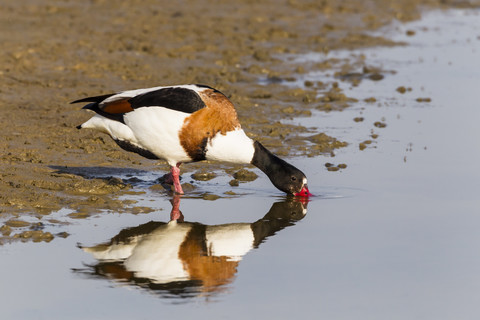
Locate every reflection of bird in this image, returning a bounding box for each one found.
[77,199,307,299]
[73,84,310,196]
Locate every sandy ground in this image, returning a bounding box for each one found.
[0,0,477,242]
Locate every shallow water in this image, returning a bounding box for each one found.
[1,8,480,319]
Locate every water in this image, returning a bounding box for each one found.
[1,8,480,319]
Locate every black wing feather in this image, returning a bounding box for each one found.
[70,93,116,104]
[128,87,206,114]
[72,86,207,125]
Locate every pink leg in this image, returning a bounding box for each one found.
[171,164,184,194]
[170,194,184,222]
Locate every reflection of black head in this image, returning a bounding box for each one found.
[251,200,307,248]
[264,200,307,221]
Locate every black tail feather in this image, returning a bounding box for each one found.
[70,93,116,104]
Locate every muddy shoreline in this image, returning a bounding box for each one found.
[0,0,477,243]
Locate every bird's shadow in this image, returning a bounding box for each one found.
[49,165,169,189]
[48,165,258,198]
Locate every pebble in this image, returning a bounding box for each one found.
[202,194,220,201]
[4,220,30,228]
[233,169,258,181]
[191,171,217,181]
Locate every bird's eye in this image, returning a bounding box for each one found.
[291,176,297,181]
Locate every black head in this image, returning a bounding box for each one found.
[269,160,309,196]
[251,141,310,196]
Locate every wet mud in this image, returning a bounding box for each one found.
[0,0,478,244]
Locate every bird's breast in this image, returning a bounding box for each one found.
[205,129,255,164]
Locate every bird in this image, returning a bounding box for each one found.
[73,84,311,197]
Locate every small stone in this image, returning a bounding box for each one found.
[0,225,12,236]
[149,184,170,192]
[229,179,240,187]
[233,169,258,181]
[396,86,407,94]
[131,206,155,214]
[203,194,220,201]
[369,73,384,81]
[253,50,271,61]
[282,106,295,114]
[180,183,196,192]
[29,222,44,231]
[68,211,91,219]
[304,80,314,87]
[56,232,70,238]
[32,231,54,243]
[191,171,216,181]
[416,97,432,102]
[251,89,272,99]
[5,220,30,228]
[106,177,126,187]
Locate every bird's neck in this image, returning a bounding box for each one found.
[250,141,287,177]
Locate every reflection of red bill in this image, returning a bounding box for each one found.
[294,185,312,197]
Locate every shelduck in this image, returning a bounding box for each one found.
[73,84,310,196]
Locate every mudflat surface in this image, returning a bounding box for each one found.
[0,0,477,240]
